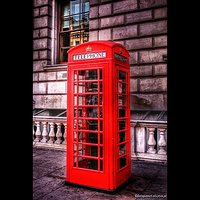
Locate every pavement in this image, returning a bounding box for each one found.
[33,147,167,200]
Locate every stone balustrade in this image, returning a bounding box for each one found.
[33,117,167,163]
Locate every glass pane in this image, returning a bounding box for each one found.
[120,157,127,169]
[81,13,89,29]
[77,96,86,105]
[72,14,80,29]
[74,71,78,80]
[118,95,126,106]
[78,158,98,170]
[62,19,70,31]
[63,4,70,16]
[119,70,126,81]
[100,160,103,171]
[119,132,126,142]
[77,70,98,80]
[74,156,77,167]
[100,120,103,131]
[74,119,87,130]
[74,96,77,105]
[100,146,103,158]
[82,0,89,13]
[70,31,81,46]
[118,83,126,93]
[85,82,98,92]
[61,32,70,46]
[100,107,103,118]
[86,95,98,105]
[100,134,103,144]
[119,120,126,130]
[77,132,102,144]
[74,119,98,130]
[74,132,77,141]
[61,48,68,62]
[83,30,89,43]
[119,144,126,155]
[87,133,98,144]
[119,108,126,117]
[70,0,80,15]
[100,82,103,92]
[78,83,85,93]
[87,107,98,118]
[87,120,98,130]
[74,144,83,155]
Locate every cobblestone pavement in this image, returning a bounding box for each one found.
[33,147,167,200]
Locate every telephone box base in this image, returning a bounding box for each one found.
[64,178,131,194]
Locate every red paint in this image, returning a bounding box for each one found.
[66,40,131,191]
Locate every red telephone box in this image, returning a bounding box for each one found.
[66,40,131,192]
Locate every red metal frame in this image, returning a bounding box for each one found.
[66,40,130,191]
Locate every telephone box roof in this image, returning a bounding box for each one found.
[67,40,129,55]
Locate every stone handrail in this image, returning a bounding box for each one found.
[33,117,167,163]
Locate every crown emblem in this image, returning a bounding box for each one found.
[86,46,92,52]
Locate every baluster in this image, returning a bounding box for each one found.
[55,123,63,144]
[33,123,35,141]
[48,122,55,143]
[62,123,66,145]
[34,121,42,142]
[158,128,167,155]
[41,121,49,143]
[147,128,156,154]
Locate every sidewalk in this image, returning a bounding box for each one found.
[33,147,167,200]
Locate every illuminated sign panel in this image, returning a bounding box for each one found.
[73,52,106,60]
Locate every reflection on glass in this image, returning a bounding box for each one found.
[74,132,77,141]
[63,20,70,30]
[87,107,98,118]
[63,4,70,16]
[85,82,98,92]
[86,95,98,105]
[118,95,126,106]
[82,0,89,13]
[118,83,126,93]
[87,120,98,130]
[119,144,126,155]
[74,156,77,167]
[78,70,98,80]
[78,158,98,170]
[70,0,80,15]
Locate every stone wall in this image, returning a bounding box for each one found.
[33,0,167,111]
[89,0,167,111]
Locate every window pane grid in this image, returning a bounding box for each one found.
[73,69,104,172]
[59,0,89,62]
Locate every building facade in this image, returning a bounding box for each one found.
[33,0,167,163]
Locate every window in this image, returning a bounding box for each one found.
[58,0,89,63]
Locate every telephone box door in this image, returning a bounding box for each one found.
[67,63,110,189]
